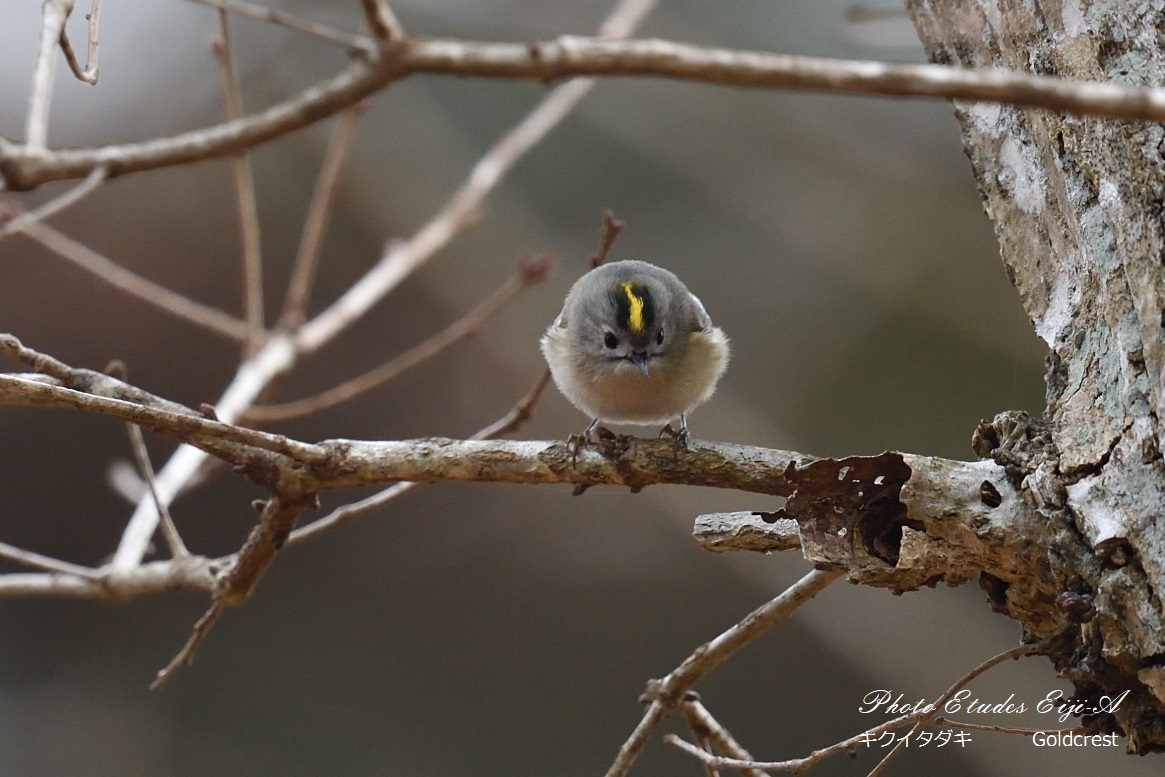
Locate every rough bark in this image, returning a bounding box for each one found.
[909,0,1165,753]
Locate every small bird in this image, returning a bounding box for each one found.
[540,259,729,442]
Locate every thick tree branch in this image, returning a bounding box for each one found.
[7,35,1165,190]
[1,337,1058,624]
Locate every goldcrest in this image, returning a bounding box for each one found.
[540,259,729,440]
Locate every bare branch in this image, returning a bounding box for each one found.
[678,698,770,777]
[0,57,396,191]
[289,482,415,546]
[589,209,625,268]
[0,371,328,467]
[279,105,366,330]
[1,342,1047,596]
[187,0,370,53]
[0,540,101,579]
[26,0,75,149]
[59,0,102,85]
[665,707,928,775]
[219,494,313,606]
[0,556,219,599]
[215,11,266,355]
[0,165,107,239]
[666,643,1042,774]
[150,600,224,689]
[126,422,190,559]
[8,220,251,341]
[110,335,298,570]
[252,256,549,421]
[867,643,1041,776]
[404,35,1165,120]
[604,568,844,777]
[152,493,314,687]
[469,366,552,441]
[10,30,1165,190]
[934,716,1087,737]
[359,0,404,43]
[102,351,189,557]
[1,335,202,414]
[297,436,806,494]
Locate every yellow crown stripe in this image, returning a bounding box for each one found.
[620,282,645,333]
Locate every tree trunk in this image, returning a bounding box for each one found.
[908,0,1165,752]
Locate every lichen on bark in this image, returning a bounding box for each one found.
[909,0,1165,752]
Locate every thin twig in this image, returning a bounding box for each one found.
[279,105,367,330]
[0,540,101,579]
[105,353,188,560]
[151,493,312,687]
[589,209,625,268]
[187,0,370,53]
[668,708,928,773]
[604,567,844,777]
[288,482,415,546]
[470,367,552,440]
[59,0,102,84]
[0,165,107,239]
[7,220,251,341]
[866,643,1041,777]
[933,717,1085,736]
[359,0,404,42]
[253,257,549,421]
[681,706,720,777]
[286,366,552,545]
[27,0,75,149]
[215,10,266,356]
[678,698,769,777]
[126,423,190,559]
[149,599,224,689]
[668,643,1044,773]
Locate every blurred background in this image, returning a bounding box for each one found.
[0,1,1145,776]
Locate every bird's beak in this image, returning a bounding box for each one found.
[629,352,650,377]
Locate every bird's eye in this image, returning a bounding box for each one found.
[656,329,665,345]
[604,332,619,349]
